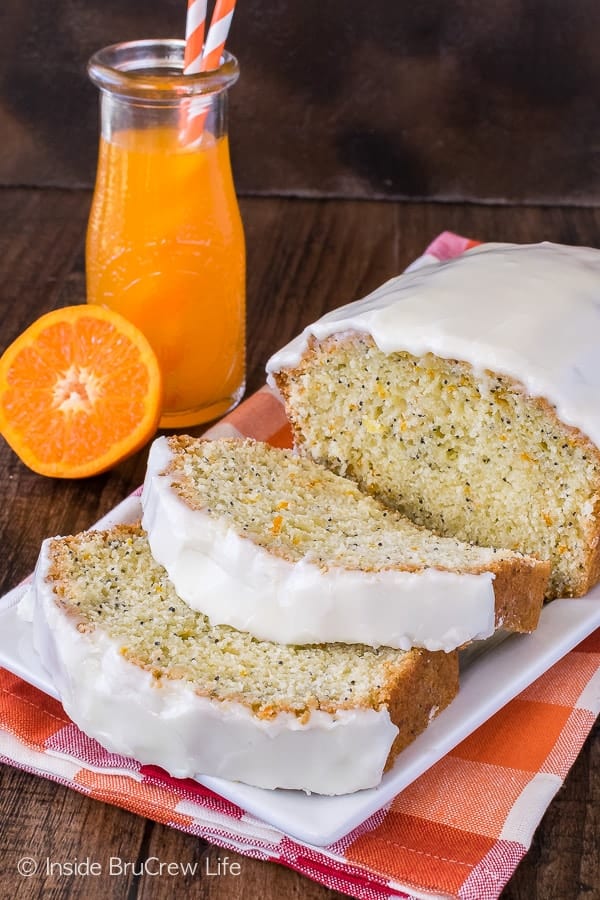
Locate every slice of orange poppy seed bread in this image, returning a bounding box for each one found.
[141,436,548,651]
[28,524,458,794]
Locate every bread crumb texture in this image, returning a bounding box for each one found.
[275,334,600,599]
[166,434,524,575]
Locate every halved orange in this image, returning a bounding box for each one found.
[0,305,162,478]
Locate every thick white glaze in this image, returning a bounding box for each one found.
[141,437,496,651]
[266,241,600,447]
[27,540,400,795]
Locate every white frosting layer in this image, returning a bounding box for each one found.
[266,241,600,447]
[28,540,399,794]
[141,437,496,651]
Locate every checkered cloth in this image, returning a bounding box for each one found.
[1,233,598,900]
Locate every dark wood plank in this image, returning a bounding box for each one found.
[2,1,600,204]
[0,189,598,899]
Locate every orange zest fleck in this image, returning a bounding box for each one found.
[0,305,162,478]
[270,515,283,535]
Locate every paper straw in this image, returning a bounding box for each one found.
[201,0,236,71]
[181,0,237,145]
[184,0,208,74]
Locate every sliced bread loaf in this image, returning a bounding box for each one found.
[28,524,458,794]
[267,242,600,599]
[141,435,548,651]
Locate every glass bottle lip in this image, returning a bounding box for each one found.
[88,39,239,101]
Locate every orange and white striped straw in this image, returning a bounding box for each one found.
[200,0,236,71]
[184,0,208,74]
[181,0,237,144]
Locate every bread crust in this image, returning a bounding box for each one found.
[488,557,549,632]
[382,648,459,770]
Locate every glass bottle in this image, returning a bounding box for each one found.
[86,39,245,428]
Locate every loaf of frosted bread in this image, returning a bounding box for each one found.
[141,435,548,651]
[268,241,600,600]
[27,524,458,794]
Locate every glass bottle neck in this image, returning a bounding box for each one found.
[89,39,238,144]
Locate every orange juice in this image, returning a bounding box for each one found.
[86,127,245,427]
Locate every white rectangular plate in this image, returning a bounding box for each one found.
[0,495,599,847]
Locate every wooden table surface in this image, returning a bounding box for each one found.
[0,189,598,899]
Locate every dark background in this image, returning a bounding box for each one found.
[1,0,599,204]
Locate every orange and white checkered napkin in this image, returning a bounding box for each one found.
[1,233,599,900]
